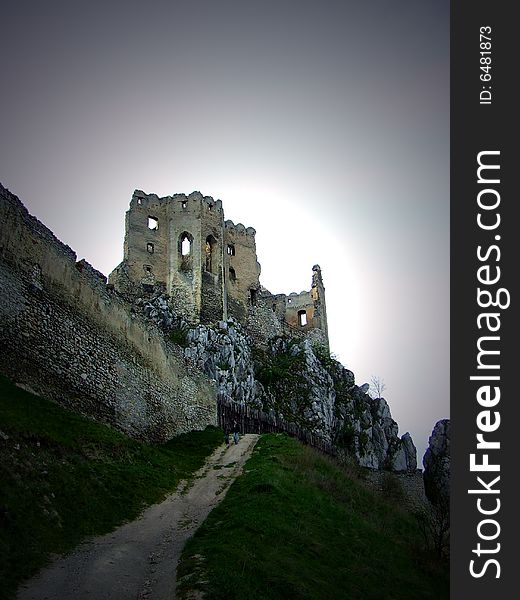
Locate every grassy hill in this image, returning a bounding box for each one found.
[0,375,222,600]
[1,375,448,600]
[176,434,449,600]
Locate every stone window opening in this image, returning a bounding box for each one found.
[272,303,276,312]
[144,265,152,273]
[181,200,187,209]
[298,310,308,327]
[287,298,292,304]
[181,236,191,256]
[227,244,235,256]
[229,267,236,282]
[179,232,194,269]
[148,216,158,230]
[137,198,142,205]
[147,243,154,254]
[250,288,258,306]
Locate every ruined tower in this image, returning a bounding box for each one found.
[109,190,328,348]
[261,264,329,349]
[109,190,261,324]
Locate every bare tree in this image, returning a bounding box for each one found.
[369,375,386,399]
[415,500,450,559]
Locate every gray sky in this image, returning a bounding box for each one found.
[1,0,449,462]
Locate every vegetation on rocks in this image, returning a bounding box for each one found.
[139,295,417,472]
[253,339,313,425]
[168,324,190,348]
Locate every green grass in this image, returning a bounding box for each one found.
[0,375,222,600]
[177,434,449,600]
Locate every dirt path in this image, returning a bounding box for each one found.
[17,434,260,600]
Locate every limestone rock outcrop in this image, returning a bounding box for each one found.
[139,292,417,472]
[136,294,262,410]
[423,419,450,504]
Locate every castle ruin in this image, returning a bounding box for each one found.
[0,183,417,472]
[108,190,329,348]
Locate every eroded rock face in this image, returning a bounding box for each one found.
[423,419,450,504]
[136,294,262,410]
[402,432,418,471]
[138,292,417,472]
[334,386,417,472]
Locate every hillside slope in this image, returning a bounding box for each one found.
[177,434,448,600]
[0,375,222,600]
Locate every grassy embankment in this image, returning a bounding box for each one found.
[0,374,222,600]
[177,433,449,600]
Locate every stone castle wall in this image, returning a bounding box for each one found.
[109,190,261,326]
[0,184,217,441]
[250,263,329,350]
[109,190,328,349]
[0,184,417,472]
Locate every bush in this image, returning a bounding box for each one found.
[414,500,450,559]
[169,326,189,348]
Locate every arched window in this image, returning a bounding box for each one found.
[180,233,192,256]
[227,244,235,256]
[229,267,236,282]
[148,216,158,230]
[179,232,194,271]
[298,310,308,327]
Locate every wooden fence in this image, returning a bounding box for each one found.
[217,398,336,456]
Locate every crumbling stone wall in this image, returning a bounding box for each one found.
[0,183,416,471]
[249,265,329,350]
[109,190,227,323]
[0,184,216,441]
[109,190,329,348]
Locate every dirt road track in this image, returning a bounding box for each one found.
[17,434,260,600]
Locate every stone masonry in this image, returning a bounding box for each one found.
[0,184,216,441]
[0,183,417,471]
[108,190,329,349]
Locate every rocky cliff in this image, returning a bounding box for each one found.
[139,292,417,472]
[0,185,418,470]
[423,419,451,504]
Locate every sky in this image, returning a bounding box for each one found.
[0,0,449,463]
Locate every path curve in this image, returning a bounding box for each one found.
[17,434,260,600]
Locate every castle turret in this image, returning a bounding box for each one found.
[223,220,261,323]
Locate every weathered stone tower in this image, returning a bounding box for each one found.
[259,264,329,348]
[109,190,260,324]
[109,189,328,348]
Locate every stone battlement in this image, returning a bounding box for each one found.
[131,190,224,215]
[224,220,256,237]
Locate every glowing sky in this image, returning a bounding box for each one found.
[1,0,449,462]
